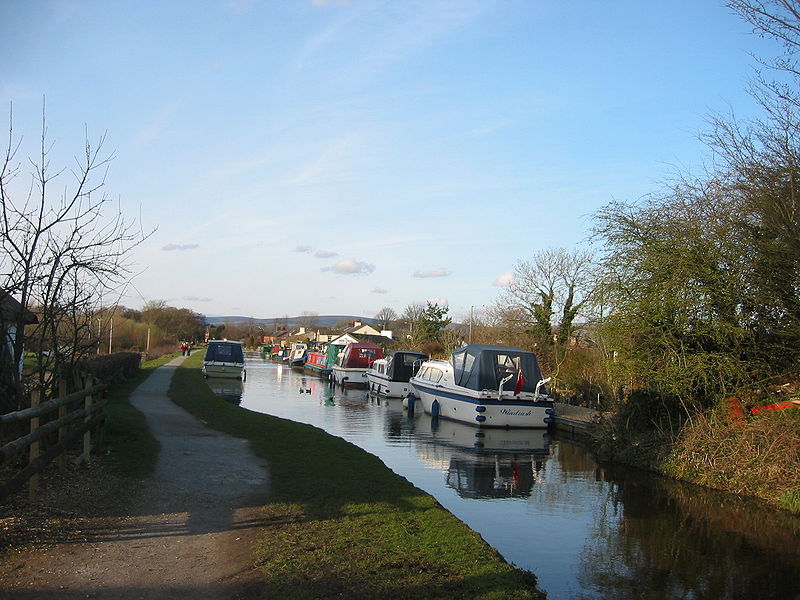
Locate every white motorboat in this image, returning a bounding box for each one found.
[202,340,246,380]
[366,350,428,397]
[408,344,554,428]
[331,342,384,388]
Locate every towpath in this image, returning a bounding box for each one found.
[0,356,271,599]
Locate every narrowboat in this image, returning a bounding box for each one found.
[305,343,343,377]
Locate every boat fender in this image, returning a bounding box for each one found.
[404,395,416,413]
[543,416,553,424]
[475,405,486,413]
[431,399,440,418]
[545,407,555,415]
[475,415,486,423]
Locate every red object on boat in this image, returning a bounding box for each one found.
[750,399,800,416]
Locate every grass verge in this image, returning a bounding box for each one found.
[103,353,177,479]
[170,352,546,600]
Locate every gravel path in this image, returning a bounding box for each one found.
[0,356,271,599]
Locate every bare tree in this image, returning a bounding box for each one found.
[0,104,150,410]
[497,248,595,347]
[374,306,397,330]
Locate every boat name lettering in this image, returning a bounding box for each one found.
[499,408,533,416]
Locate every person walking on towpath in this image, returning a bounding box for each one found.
[0,354,271,599]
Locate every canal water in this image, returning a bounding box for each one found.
[210,354,800,599]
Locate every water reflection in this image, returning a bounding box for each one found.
[575,465,800,600]
[218,355,800,599]
[205,377,243,405]
[410,416,550,499]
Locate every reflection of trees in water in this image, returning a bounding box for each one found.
[575,465,800,599]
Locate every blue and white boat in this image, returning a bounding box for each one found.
[408,344,554,428]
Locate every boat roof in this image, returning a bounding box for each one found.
[451,344,543,392]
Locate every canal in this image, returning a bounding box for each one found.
[209,354,800,599]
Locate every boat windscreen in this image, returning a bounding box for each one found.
[451,345,542,392]
[387,351,428,381]
[205,342,244,363]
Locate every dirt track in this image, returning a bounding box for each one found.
[0,356,271,599]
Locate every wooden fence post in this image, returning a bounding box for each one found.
[29,389,40,502]
[83,376,93,463]
[58,378,68,473]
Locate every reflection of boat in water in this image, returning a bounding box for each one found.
[202,340,245,380]
[205,377,243,405]
[412,413,550,499]
[366,350,427,397]
[331,342,384,388]
[409,344,554,428]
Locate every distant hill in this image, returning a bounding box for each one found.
[205,315,377,329]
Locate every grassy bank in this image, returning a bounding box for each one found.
[170,353,545,600]
[593,392,800,514]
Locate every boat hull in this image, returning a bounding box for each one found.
[331,366,368,388]
[202,361,244,379]
[410,382,554,428]
[366,373,415,398]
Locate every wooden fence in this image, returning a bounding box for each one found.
[0,377,108,502]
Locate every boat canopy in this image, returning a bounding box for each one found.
[339,342,384,368]
[204,341,244,363]
[386,351,428,382]
[451,344,543,392]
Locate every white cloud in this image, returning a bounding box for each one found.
[182,296,213,302]
[493,271,514,287]
[371,287,388,294]
[412,268,450,278]
[314,250,338,258]
[427,298,448,307]
[162,243,199,251]
[322,258,375,275]
[295,245,312,253]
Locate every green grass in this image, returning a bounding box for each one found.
[102,353,177,479]
[170,352,546,600]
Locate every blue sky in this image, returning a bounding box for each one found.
[0,0,781,322]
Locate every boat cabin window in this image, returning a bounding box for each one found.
[419,367,443,383]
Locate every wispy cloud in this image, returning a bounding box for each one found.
[427,297,448,307]
[371,287,388,294]
[162,243,199,251]
[413,268,450,278]
[322,258,375,275]
[315,250,338,258]
[295,245,312,253]
[493,271,514,287]
[183,296,213,302]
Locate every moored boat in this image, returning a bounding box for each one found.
[288,342,307,368]
[305,343,343,377]
[408,344,554,428]
[331,342,384,388]
[366,350,428,397]
[202,339,246,380]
